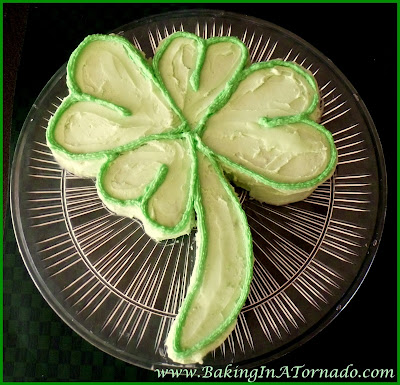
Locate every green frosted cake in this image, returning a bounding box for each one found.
[46,32,337,364]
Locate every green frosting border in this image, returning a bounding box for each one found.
[96,132,197,238]
[45,31,338,364]
[203,119,337,191]
[152,31,249,131]
[167,143,254,361]
[46,33,187,161]
[198,59,338,191]
[197,59,319,135]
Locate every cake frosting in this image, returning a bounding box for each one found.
[153,33,248,129]
[97,134,196,240]
[166,150,252,364]
[46,32,337,364]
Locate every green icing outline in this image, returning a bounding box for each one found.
[153,31,206,92]
[199,59,337,191]
[45,32,338,364]
[197,59,319,138]
[46,95,186,161]
[96,132,197,237]
[152,31,249,130]
[202,119,337,191]
[167,144,254,361]
[46,33,187,161]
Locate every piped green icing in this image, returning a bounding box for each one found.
[197,59,320,136]
[46,34,187,165]
[96,133,197,240]
[201,119,337,191]
[153,31,206,92]
[66,34,186,121]
[200,59,337,197]
[46,31,338,364]
[153,32,249,130]
[166,145,253,364]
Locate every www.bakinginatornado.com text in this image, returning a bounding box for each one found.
[155,364,395,382]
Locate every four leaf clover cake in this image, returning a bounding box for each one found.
[46,31,337,364]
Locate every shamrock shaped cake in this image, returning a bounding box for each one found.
[46,32,337,364]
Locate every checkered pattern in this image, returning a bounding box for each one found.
[4,208,160,381]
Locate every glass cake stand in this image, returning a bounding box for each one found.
[11,10,387,370]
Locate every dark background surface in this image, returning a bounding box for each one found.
[4,3,397,381]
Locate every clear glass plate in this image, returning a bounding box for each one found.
[11,10,387,370]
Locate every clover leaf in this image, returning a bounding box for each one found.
[46,32,337,364]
